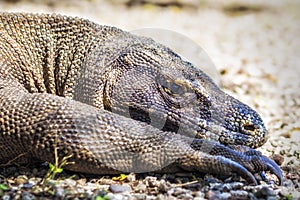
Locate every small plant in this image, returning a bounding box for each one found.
[95,195,110,200]
[0,183,9,196]
[285,194,293,200]
[42,135,74,185]
[0,184,8,191]
[43,154,73,183]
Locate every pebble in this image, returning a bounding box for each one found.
[177,192,193,199]
[109,184,132,193]
[2,195,11,200]
[144,176,158,187]
[230,190,249,199]
[64,179,77,187]
[254,186,276,198]
[283,179,294,188]
[290,130,300,142]
[21,191,36,200]
[221,184,233,192]
[230,182,244,190]
[22,183,34,189]
[126,173,136,182]
[195,191,205,198]
[134,182,147,193]
[172,187,192,196]
[204,175,222,184]
[55,187,65,198]
[132,193,147,199]
[158,180,170,193]
[218,192,231,200]
[15,176,28,185]
[106,193,125,200]
[205,190,219,199]
[209,182,223,190]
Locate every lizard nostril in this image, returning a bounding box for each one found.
[243,124,256,132]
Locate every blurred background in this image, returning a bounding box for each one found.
[1,0,299,86]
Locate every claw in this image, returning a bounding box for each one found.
[263,156,283,186]
[218,156,258,185]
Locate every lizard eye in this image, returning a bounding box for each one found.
[157,75,186,96]
[156,74,197,107]
[162,82,185,96]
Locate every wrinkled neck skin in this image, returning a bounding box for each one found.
[81,30,268,149]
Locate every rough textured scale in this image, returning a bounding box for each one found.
[0,12,282,185]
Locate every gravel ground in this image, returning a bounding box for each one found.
[0,0,299,199]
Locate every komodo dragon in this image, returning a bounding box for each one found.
[0,12,282,185]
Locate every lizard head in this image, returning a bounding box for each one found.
[102,34,268,148]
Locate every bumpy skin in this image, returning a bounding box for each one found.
[0,12,282,185]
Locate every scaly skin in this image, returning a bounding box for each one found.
[0,12,282,185]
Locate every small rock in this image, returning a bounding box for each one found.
[21,191,36,200]
[55,187,65,198]
[177,192,193,199]
[15,175,28,185]
[254,186,276,198]
[156,194,166,199]
[64,179,77,187]
[134,182,147,193]
[159,180,170,193]
[283,179,294,188]
[220,183,232,192]
[76,178,87,185]
[195,191,205,198]
[210,183,223,190]
[22,183,34,189]
[109,184,132,193]
[270,154,284,166]
[172,187,191,197]
[132,193,147,199]
[126,173,136,182]
[204,175,222,184]
[218,192,231,200]
[205,190,220,199]
[2,194,11,200]
[28,179,39,186]
[144,176,158,187]
[106,193,124,200]
[230,182,244,190]
[230,190,249,199]
[14,194,21,200]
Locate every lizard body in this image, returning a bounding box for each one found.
[0,12,282,185]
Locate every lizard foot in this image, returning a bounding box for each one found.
[180,151,258,185]
[189,139,282,185]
